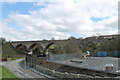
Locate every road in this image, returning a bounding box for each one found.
[2,58,45,78]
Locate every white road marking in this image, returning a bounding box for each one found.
[17,68,33,78]
[17,67,33,78]
[25,74,33,78]
[17,69,23,73]
[18,67,21,69]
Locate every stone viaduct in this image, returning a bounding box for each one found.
[11,39,83,55]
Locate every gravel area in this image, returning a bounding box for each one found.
[55,57,120,73]
[35,57,119,77]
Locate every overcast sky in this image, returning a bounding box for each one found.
[0,0,119,41]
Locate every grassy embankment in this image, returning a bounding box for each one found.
[0,66,18,79]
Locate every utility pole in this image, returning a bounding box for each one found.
[25,51,27,69]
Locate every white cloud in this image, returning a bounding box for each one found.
[1,0,39,2]
[1,0,119,41]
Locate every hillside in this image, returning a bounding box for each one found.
[2,42,24,58]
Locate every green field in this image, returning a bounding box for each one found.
[49,44,55,49]
[0,66,18,79]
[7,57,24,61]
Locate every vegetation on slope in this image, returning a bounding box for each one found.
[2,42,24,59]
[0,66,18,79]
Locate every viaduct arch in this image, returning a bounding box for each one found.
[11,40,70,55]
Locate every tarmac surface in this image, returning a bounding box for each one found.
[54,57,120,74]
[2,58,45,79]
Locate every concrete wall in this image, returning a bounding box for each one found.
[47,53,82,62]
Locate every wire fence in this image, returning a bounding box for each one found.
[47,53,82,62]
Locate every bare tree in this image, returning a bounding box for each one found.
[0,37,6,44]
